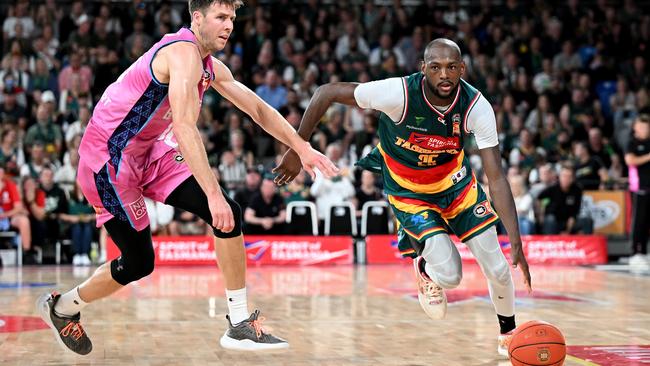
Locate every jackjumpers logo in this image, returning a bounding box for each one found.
[407,132,460,150]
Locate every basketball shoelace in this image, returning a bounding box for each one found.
[60,321,86,341]
[250,316,273,339]
[422,281,444,304]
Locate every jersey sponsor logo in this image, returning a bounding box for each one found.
[174,153,184,163]
[407,132,460,150]
[450,166,467,185]
[452,114,461,136]
[406,124,428,132]
[414,116,426,125]
[473,200,493,218]
[128,196,147,220]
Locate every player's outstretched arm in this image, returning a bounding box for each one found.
[167,43,234,232]
[480,146,532,292]
[273,82,359,185]
[210,57,338,180]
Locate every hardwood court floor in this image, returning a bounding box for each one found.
[0,263,649,365]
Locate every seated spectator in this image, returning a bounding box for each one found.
[255,69,287,110]
[538,163,593,234]
[218,150,247,194]
[59,182,94,266]
[39,167,68,249]
[529,163,557,199]
[57,50,92,95]
[244,177,287,235]
[54,148,79,195]
[230,129,254,169]
[509,174,535,235]
[279,171,311,204]
[0,128,24,177]
[509,129,545,174]
[0,166,33,262]
[169,208,208,236]
[573,141,608,190]
[20,141,55,179]
[233,168,262,211]
[310,144,356,220]
[0,84,26,122]
[24,103,63,160]
[352,170,383,218]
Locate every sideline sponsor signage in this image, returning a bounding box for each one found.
[366,235,607,265]
[107,235,353,266]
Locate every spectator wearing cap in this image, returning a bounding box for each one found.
[66,13,93,49]
[244,177,287,235]
[24,103,62,160]
[40,90,56,112]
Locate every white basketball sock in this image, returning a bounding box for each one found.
[54,287,88,317]
[226,288,249,325]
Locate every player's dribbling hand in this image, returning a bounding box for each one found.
[273,149,302,185]
[208,193,234,233]
[511,241,532,293]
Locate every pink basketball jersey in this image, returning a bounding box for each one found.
[79,27,215,174]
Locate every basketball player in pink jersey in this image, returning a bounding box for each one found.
[36,0,338,354]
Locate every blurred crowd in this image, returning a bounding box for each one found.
[0,0,649,265]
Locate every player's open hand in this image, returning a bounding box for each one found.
[208,193,234,233]
[511,241,532,293]
[273,149,302,185]
[298,145,339,181]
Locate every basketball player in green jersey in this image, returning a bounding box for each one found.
[273,39,532,358]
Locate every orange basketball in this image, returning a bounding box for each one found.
[509,320,566,366]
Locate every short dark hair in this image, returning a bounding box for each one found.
[638,113,650,124]
[188,0,243,15]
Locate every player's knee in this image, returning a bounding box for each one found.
[436,270,462,289]
[212,197,243,238]
[110,249,155,285]
[484,261,512,287]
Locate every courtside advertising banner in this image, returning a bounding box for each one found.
[107,236,354,266]
[365,235,608,265]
